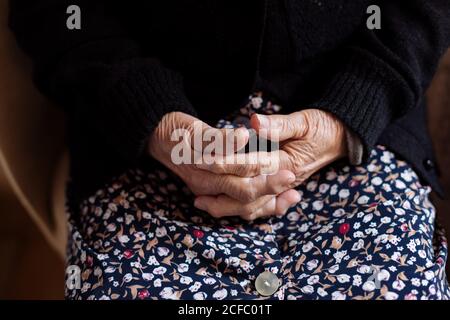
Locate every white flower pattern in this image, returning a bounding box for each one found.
[66,94,450,300]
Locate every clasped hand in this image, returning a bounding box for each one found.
[149,109,347,221]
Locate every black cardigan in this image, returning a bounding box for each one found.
[8,0,450,206]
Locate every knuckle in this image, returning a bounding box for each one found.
[208,206,222,218]
[187,182,201,195]
[250,207,261,217]
[247,208,264,221]
[212,163,226,174]
[292,170,308,187]
[241,207,252,216]
[237,164,256,177]
[286,118,295,132]
[241,213,255,222]
[287,154,303,176]
[216,175,229,191]
[185,122,197,143]
[283,118,296,135]
[242,203,257,216]
[269,185,282,195]
[241,187,257,202]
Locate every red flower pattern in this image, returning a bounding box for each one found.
[339,223,350,235]
[193,229,205,239]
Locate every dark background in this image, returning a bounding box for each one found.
[0,0,448,299]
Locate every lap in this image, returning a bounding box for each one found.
[66,145,450,300]
[65,94,449,300]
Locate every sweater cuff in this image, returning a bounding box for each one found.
[307,50,409,160]
[98,59,197,163]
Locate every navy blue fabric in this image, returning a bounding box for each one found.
[66,99,450,300]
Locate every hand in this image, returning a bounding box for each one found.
[148,112,300,220]
[197,109,348,187]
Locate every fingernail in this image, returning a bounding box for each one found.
[283,202,298,216]
[286,192,301,212]
[256,114,269,128]
[236,127,249,137]
[287,174,296,185]
[277,207,290,218]
[194,198,206,211]
[277,200,291,216]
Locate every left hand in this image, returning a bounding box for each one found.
[197,109,348,188]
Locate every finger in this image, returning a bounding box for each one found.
[188,121,249,156]
[194,194,273,218]
[246,189,301,221]
[215,169,296,202]
[196,151,281,176]
[277,148,329,186]
[194,189,301,220]
[191,169,295,202]
[272,189,301,218]
[250,113,308,141]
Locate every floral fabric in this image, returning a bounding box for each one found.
[66,94,450,300]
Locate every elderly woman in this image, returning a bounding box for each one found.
[9,0,450,300]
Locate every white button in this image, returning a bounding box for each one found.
[255,271,280,296]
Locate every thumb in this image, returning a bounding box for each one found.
[250,112,308,141]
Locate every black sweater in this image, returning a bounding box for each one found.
[8,0,450,206]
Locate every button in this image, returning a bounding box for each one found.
[424,159,435,171]
[255,271,280,296]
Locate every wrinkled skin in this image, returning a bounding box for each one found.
[148,112,300,220]
[251,109,348,185]
[149,109,347,220]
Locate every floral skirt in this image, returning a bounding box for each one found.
[66,95,450,300]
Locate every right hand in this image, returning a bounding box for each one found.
[148,112,300,220]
